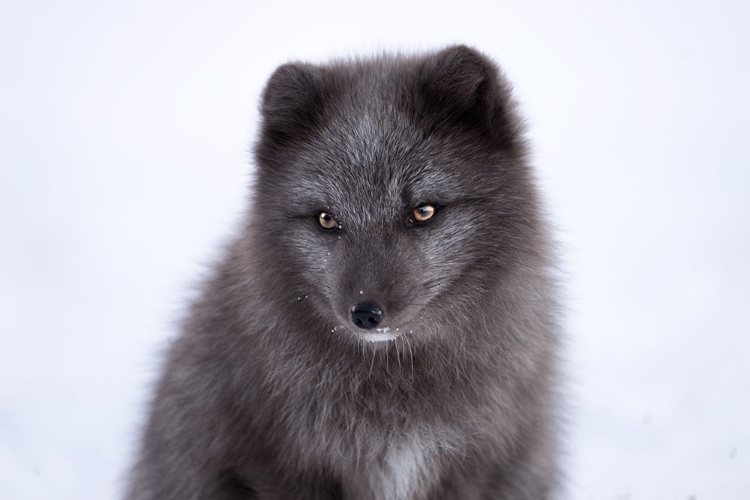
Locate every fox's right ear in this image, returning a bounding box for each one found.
[260,63,326,148]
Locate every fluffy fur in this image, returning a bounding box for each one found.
[125,45,563,500]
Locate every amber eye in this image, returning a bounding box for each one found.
[317,212,338,230]
[412,204,436,223]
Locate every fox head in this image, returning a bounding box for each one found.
[249,45,545,346]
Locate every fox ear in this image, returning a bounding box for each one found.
[418,45,519,145]
[260,63,326,148]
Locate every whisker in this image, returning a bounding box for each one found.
[368,346,376,379]
[395,338,402,369]
[405,334,415,380]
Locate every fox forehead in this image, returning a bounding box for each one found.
[284,139,475,209]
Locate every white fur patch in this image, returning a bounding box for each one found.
[358,327,400,343]
[378,436,433,500]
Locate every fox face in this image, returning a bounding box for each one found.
[251,46,542,346]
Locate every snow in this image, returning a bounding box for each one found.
[1,1,749,499]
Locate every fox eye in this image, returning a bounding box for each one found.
[317,212,338,230]
[412,204,436,223]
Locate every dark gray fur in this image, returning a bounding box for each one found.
[125,45,563,500]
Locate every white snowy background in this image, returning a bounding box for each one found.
[1,1,748,499]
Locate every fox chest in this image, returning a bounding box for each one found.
[337,434,442,500]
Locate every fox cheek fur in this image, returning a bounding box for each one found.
[125,44,562,500]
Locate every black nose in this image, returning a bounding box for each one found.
[350,301,383,330]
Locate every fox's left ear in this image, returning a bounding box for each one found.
[418,45,521,147]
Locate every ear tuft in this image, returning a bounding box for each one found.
[261,63,326,147]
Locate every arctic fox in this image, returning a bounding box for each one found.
[125,45,563,500]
